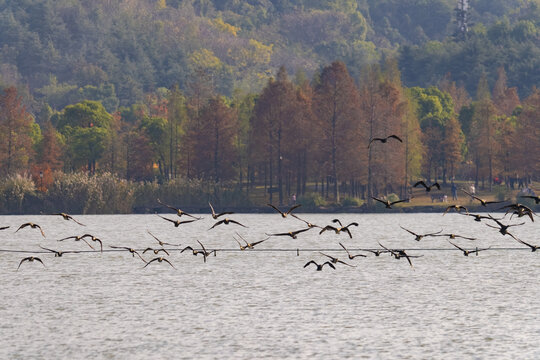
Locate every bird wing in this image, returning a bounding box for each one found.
[208,202,216,217]
[323,262,336,269]
[0,226,9,230]
[343,227,353,239]
[160,249,170,256]
[267,203,284,216]
[339,242,351,255]
[432,183,441,190]
[162,258,176,268]
[69,216,85,226]
[319,225,337,235]
[178,219,198,225]
[454,235,476,241]
[250,238,268,247]
[181,246,194,253]
[304,260,317,268]
[390,198,409,205]
[332,219,343,227]
[371,197,388,205]
[94,239,103,252]
[413,181,427,189]
[319,252,335,260]
[57,236,77,241]
[157,214,176,224]
[228,219,248,228]
[197,240,208,254]
[286,204,302,215]
[400,226,418,236]
[449,241,465,251]
[143,257,159,268]
[82,239,95,250]
[292,228,311,236]
[401,252,413,267]
[216,211,235,218]
[337,259,356,267]
[209,219,226,229]
[388,134,403,142]
[17,257,30,270]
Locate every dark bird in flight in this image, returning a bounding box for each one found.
[380,243,423,267]
[461,213,500,222]
[512,237,540,252]
[378,243,419,267]
[209,202,235,219]
[57,235,94,250]
[17,256,45,270]
[485,215,525,237]
[51,212,85,226]
[0,226,10,230]
[267,203,302,218]
[372,196,409,209]
[109,246,147,262]
[157,199,201,219]
[39,246,68,257]
[15,222,45,237]
[234,233,268,249]
[209,218,248,230]
[443,205,469,215]
[156,214,199,227]
[146,230,180,247]
[266,228,311,239]
[304,260,335,271]
[413,181,440,192]
[81,234,103,252]
[181,240,214,262]
[435,233,476,241]
[500,203,535,222]
[319,219,358,238]
[461,190,505,207]
[449,242,491,256]
[363,249,389,257]
[290,214,321,228]
[400,226,442,241]
[339,242,367,259]
[143,248,170,256]
[368,135,403,148]
[319,252,356,267]
[143,257,176,269]
[519,195,540,204]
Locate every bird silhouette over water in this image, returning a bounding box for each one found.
[372,196,409,209]
[57,235,94,250]
[147,230,180,247]
[17,256,45,270]
[157,214,199,227]
[50,212,85,226]
[319,219,358,238]
[267,203,302,218]
[181,240,214,262]
[266,228,311,239]
[461,213,500,222]
[15,222,45,237]
[443,205,469,215]
[461,190,505,207]
[319,252,356,267]
[368,135,403,148]
[400,226,442,241]
[209,202,235,219]
[109,246,147,262]
[435,233,476,241]
[234,233,268,249]
[485,215,524,237]
[39,245,73,257]
[413,181,440,192]
[339,242,367,259]
[143,257,176,269]
[500,203,535,222]
[143,248,170,256]
[81,234,103,252]
[209,218,248,230]
[157,199,201,219]
[290,214,321,228]
[378,243,420,267]
[449,242,490,256]
[304,260,335,271]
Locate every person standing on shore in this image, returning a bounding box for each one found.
[451,182,458,200]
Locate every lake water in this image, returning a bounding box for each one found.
[1,212,540,359]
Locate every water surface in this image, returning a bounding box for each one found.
[1,213,539,359]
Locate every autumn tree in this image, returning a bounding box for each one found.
[313,61,363,202]
[492,67,520,117]
[34,120,64,189]
[0,87,36,176]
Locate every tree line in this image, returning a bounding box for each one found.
[1,60,539,207]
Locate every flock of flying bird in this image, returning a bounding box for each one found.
[2,133,540,271]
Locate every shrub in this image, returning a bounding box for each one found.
[297,193,327,208]
[341,196,363,207]
[0,173,36,213]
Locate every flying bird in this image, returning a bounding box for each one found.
[267,203,302,218]
[146,230,180,247]
[443,205,469,215]
[143,257,176,269]
[372,196,409,209]
[449,242,490,256]
[319,219,358,238]
[368,135,403,148]
[319,252,356,267]
[290,214,321,228]
[500,203,535,222]
[156,214,199,227]
[378,243,418,267]
[304,260,335,271]
[234,233,268,249]
[339,242,367,259]
[15,222,45,237]
[109,246,147,263]
[39,246,71,257]
[485,215,525,237]
[181,240,214,262]
[143,248,170,256]
[266,228,311,239]
[209,218,248,230]
[57,235,95,250]
[435,233,476,241]
[17,256,45,270]
[400,226,442,241]
[461,213,500,222]
[157,199,201,219]
[461,190,505,207]
[51,212,85,226]
[209,202,235,219]
[81,234,103,252]
[413,181,441,192]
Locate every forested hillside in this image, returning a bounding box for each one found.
[0,0,539,213]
